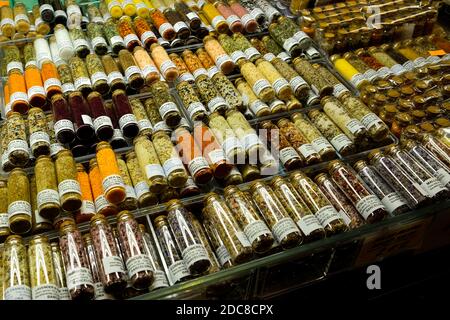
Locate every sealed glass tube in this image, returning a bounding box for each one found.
[126,151,158,207]
[7,169,32,234]
[3,235,31,300]
[249,181,302,249]
[354,160,409,216]
[289,171,347,236]
[59,221,95,300]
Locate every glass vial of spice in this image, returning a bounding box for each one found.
[55,149,82,211]
[7,169,32,235]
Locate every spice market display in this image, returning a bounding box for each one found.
[0,0,449,301]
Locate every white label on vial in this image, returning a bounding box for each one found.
[81,200,95,215]
[376,66,392,79]
[241,14,253,27]
[91,71,108,84]
[14,13,29,24]
[355,195,385,220]
[193,68,208,79]
[44,78,62,92]
[330,134,352,153]
[7,139,29,154]
[153,121,170,133]
[58,287,71,300]
[150,270,169,290]
[73,38,89,49]
[381,192,407,214]
[168,260,189,283]
[293,31,309,43]
[32,284,59,300]
[134,181,150,199]
[426,55,440,64]
[102,174,124,194]
[244,220,271,244]
[1,18,14,28]
[174,21,188,33]
[421,178,447,198]
[215,54,232,70]
[7,201,31,219]
[25,60,37,68]
[277,51,291,63]
[159,102,178,119]
[81,114,93,127]
[92,16,104,24]
[66,267,94,291]
[244,47,260,61]
[279,147,299,165]
[163,157,184,176]
[50,143,65,157]
[119,113,138,131]
[207,96,227,113]
[316,205,340,227]
[436,169,450,186]
[54,10,67,19]
[211,15,226,29]
[179,72,195,83]
[283,37,298,53]
[346,119,365,135]
[207,66,219,78]
[182,244,209,269]
[30,131,50,148]
[290,76,308,93]
[231,50,246,64]
[125,185,137,200]
[66,4,81,17]
[364,69,379,81]
[107,71,124,85]
[74,77,91,90]
[92,36,107,48]
[7,61,23,74]
[159,60,176,75]
[333,83,350,97]
[350,73,365,87]
[222,137,242,158]
[62,82,75,94]
[126,254,152,279]
[158,22,173,38]
[263,53,276,62]
[216,245,231,266]
[403,61,415,71]
[242,133,261,151]
[297,214,323,236]
[37,189,60,208]
[186,12,199,20]
[94,116,113,132]
[103,256,125,275]
[441,53,450,61]
[28,85,46,99]
[95,195,109,212]
[226,14,240,26]
[360,113,382,130]
[110,35,124,47]
[250,99,268,114]
[188,102,206,119]
[5,285,32,300]
[124,34,140,48]
[40,4,54,15]
[54,119,74,137]
[298,143,316,159]
[272,217,299,243]
[311,137,332,153]
[391,64,406,75]
[250,8,264,20]
[188,157,209,176]
[10,92,28,104]
[138,119,153,132]
[0,213,8,228]
[252,79,271,96]
[235,231,251,247]
[208,149,227,164]
[272,78,290,95]
[58,180,81,198]
[108,0,120,11]
[125,66,142,81]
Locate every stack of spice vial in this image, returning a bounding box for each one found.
[1,137,450,299]
[327,39,450,138]
[298,0,439,55]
